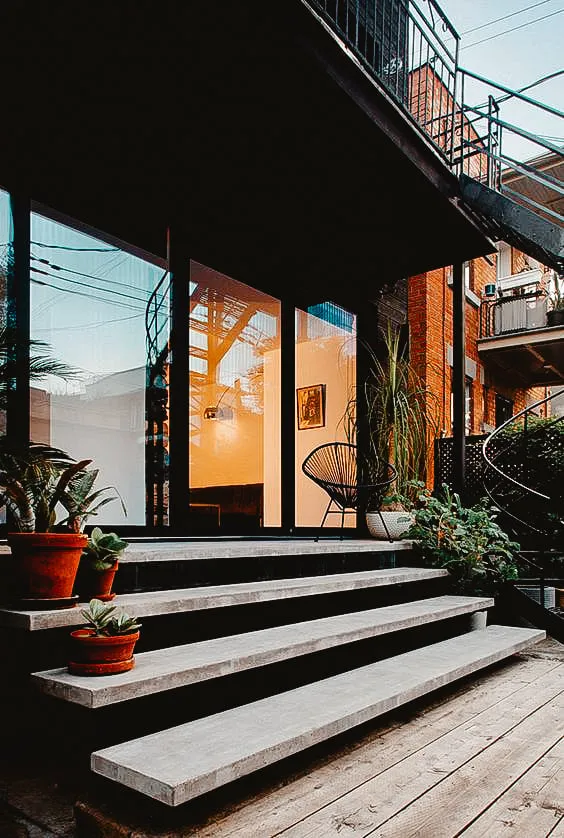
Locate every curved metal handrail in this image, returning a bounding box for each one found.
[482,389,564,502]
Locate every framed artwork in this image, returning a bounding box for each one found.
[297,384,326,430]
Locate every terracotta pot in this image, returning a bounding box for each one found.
[8,532,87,602]
[68,628,140,675]
[75,562,118,602]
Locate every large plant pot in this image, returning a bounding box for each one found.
[366,511,413,540]
[75,562,118,602]
[547,309,564,327]
[8,532,87,606]
[68,628,140,675]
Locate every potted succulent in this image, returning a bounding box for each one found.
[547,274,564,327]
[75,528,128,602]
[69,598,141,675]
[0,442,125,608]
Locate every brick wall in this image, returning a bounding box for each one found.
[408,246,550,486]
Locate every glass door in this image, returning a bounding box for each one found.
[189,261,281,532]
[295,303,357,528]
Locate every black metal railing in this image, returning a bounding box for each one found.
[480,290,549,339]
[145,269,172,528]
[455,67,564,225]
[482,390,564,617]
[305,0,460,163]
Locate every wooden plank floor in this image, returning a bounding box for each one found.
[3,641,563,836]
[187,640,564,838]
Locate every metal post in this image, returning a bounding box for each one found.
[7,192,30,445]
[281,299,295,533]
[168,227,191,531]
[452,261,466,498]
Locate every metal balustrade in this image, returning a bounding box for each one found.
[480,290,549,339]
[304,0,460,163]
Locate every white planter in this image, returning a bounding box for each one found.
[366,511,413,541]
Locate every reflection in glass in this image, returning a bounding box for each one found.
[30,211,169,526]
[295,303,357,527]
[189,261,281,530]
[0,189,11,438]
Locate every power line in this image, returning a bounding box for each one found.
[462,8,564,49]
[31,267,148,306]
[31,241,119,252]
[33,312,143,332]
[30,255,158,299]
[461,0,556,35]
[30,274,146,312]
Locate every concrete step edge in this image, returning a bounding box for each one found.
[91,625,545,806]
[0,567,449,631]
[32,594,493,707]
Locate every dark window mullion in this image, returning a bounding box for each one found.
[7,192,30,446]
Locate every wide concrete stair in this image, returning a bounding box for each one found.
[0,542,544,834]
[89,626,543,806]
[0,547,545,819]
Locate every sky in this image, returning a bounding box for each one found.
[440,0,564,161]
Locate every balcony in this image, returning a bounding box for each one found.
[478,291,564,386]
[304,0,460,164]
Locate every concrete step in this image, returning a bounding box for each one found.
[0,567,448,631]
[91,625,544,806]
[31,595,492,708]
[98,539,414,593]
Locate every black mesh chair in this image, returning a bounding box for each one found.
[301,442,397,541]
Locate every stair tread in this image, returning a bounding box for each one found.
[117,539,413,563]
[91,625,544,806]
[0,567,448,631]
[32,595,493,707]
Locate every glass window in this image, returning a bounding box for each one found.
[189,261,281,531]
[30,209,169,526]
[296,303,356,528]
[0,188,11,438]
[465,377,473,435]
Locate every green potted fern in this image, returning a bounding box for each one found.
[69,598,141,675]
[0,443,125,608]
[75,528,128,602]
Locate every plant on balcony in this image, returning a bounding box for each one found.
[404,483,520,596]
[69,598,141,675]
[75,528,129,602]
[547,274,564,326]
[0,444,126,606]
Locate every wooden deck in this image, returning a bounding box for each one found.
[1,642,563,836]
[182,640,564,838]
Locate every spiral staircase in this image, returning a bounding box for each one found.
[483,389,564,639]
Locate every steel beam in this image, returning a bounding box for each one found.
[452,261,466,498]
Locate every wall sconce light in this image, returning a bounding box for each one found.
[204,387,233,420]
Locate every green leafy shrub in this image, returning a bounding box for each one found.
[0,443,126,532]
[405,484,519,596]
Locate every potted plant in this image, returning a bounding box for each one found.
[0,443,125,608]
[346,324,439,539]
[547,274,564,327]
[75,528,128,602]
[404,483,520,596]
[69,598,141,675]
